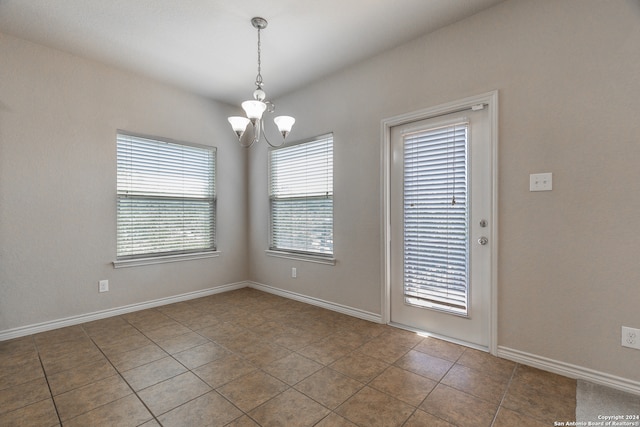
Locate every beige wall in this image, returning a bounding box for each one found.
[0,34,248,331]
[2,0,639,385]
[249,0,640,382]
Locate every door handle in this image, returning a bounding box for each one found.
[478,237,489,245]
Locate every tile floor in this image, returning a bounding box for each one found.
[0,288,576,426]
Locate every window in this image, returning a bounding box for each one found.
[116,132,216,263]
[403,121,469,315]
[269,134,333,259]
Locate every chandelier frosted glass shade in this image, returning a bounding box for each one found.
[241,100,267,121]
[228,116,251,138]
[274,116,295,138]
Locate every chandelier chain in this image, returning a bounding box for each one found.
[255,27,263,88]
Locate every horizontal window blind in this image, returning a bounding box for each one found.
[403,122,468,315]
[117,132,216,259]
[269,134,333,256]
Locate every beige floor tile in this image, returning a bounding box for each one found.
[173,342,230,369]
[225,415,261,426]
[250,320,290,340]
[295,367,363,410]
[82,316,131,337]
[0,398,59,427]
[97,332,153,357]
[107,343,168,372]
[215,330,263,353]
[63,394,152,427]
[157,390,243,427]
[272,327,324,351]
[89,325,145,349]
[357,336,411,363]
[369,366,437,406]
[314,413,358,427]
[40,345,105,375]
[512,364,576,397]
[0,289,585,427]
[192,354,257,388]
[378,328,424,348]
[137,371,211,416]
[394,349,454,381]
[456,347,516,381]
[47,358,117,395]
[493,406,550,427]
[441,363,510,404]
[216,370,288,412]
[501,366,576,424]
[263,352,323,385]
[142,323,192,342]
[336,386,415,427]
[338,318,388,340]
[0,336,36,357]
[121,356,187,391]
[234,340,291,367]
[153,331,209,354]
[0,351,45,389]
[420,383,497,427]
[249,388,330,426]
[35,336,95,359]
[330,351,389,383]
[122,309,174,331]
[413,337,466,362]
[53,374,132,421]
[403,409,455,426]
[297,336,354,365]
[139,420,162,427]
[33,325,86,346]
[179,312,221,330]
[0,377,51,415]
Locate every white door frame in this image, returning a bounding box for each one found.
[381,91,499,355]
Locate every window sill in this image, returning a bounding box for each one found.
[113,251,221,269]
[265,250,336,265]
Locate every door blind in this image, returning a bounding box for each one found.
[403,122,469,315]
[117,132,216,259]
[269,134,333,256]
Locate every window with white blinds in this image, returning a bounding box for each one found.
[116,132,216,260]
[269,134,333,257]
[403,122,469,315]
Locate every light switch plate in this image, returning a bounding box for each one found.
[530,173,552,191]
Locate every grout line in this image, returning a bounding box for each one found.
[33,337,64,427]
[489,360,518,427]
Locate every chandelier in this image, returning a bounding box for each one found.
[228,17,295,148]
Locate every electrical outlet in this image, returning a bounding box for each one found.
[530,173,552,191]
[99,280,109,293]
[621,326,640,349]
[291,267,297,278]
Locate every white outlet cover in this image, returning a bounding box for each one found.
[99,279,109,293]
[622,326,640,349]
[530,173,553,192]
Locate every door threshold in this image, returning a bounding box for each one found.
[388,321,490,353]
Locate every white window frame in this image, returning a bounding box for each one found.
[113,131,219,268]
[267,133,335,265]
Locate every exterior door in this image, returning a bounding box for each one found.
[388,96,495,349]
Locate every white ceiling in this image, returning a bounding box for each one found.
[0,0,504,105]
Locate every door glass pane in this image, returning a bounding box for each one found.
[403,122,469,315]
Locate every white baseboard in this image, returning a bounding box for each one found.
[0,281,248,341]
[498,346,640,396]
[247,281,383,324]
